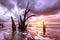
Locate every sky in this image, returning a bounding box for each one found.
[0,0,60,24]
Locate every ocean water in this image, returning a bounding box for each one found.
[0,24,60,40]
[28,24,60,40]
[46,24,60,28]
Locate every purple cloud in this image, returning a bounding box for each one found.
[0,0,60,22]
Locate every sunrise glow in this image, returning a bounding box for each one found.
[28,15,60,25]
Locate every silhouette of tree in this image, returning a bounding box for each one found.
[11,16,16,32]
[18,1,36,32]
[43,22,46,36]
[11,16,16,40]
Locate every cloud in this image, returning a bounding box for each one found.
[30,11,60,22]
[44,13,60,22]
[18,0,60,15]
[0,0,60,15]
[0,0,14,9]
[0,4,25,22]
[0,0,60,22]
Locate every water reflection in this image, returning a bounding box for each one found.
[0,24,60,40]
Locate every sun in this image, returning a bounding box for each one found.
[36,21,43,25]
[28,16,45,25]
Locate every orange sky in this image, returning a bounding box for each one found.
[28,16,60,25]
[1,15,60,25]
[29,20,60,25]
[1,20,60,25]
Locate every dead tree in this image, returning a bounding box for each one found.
[11,16,16,40]
[11,16,16,33]
[18,1,36,32]
[43,22,46,36]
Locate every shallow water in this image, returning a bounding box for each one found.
[0,24,60,40]
[0,28,55,40]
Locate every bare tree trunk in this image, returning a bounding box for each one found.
[43,22,46,36]
[11,16,16,40]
